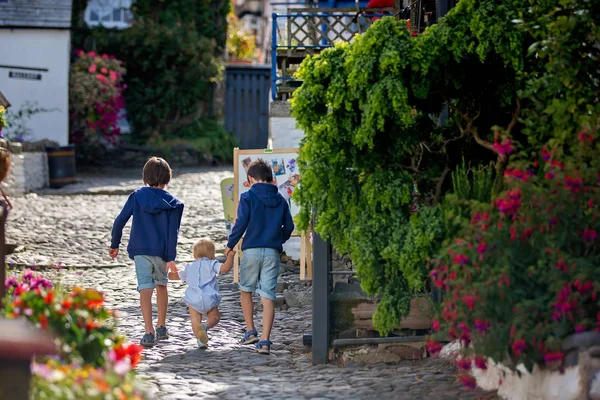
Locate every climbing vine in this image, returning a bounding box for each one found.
[291,0,539,334]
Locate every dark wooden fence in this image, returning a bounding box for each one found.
[225,64,271,149]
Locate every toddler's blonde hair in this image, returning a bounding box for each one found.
[193,238,216,260]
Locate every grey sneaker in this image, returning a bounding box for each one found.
[156,326,168,340]
[197,339,208,349]
[140,332,156,348]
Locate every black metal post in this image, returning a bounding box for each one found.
[312,227,331,365]
[0,205,6,307]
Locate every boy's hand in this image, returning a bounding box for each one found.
[166,261,178,273]
[109,248,119,260]
[225,247,233,257]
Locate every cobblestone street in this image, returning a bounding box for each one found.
[7,168,498,400]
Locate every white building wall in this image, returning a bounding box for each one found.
[0,29,70,145]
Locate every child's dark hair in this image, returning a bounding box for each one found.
[247,159,273,183]
[143,157,172,187]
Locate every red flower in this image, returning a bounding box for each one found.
[457,357,472,370]
[453,254,469,265]
[512,339,526,356]
[543,351,564,364]
[545,171,555,180]
[476,242,487,255]
[582,228,598,243]
[426,340,442,355]
[38,314,48,328]
[432,319,440,332]
[462,295,476,311]
[459,375,477,389]
[578,129,593,144]
[474,320,490,333]
[474,357,487,370]
[43,292,54,304]
[493,137,514,156]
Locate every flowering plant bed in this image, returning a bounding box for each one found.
[427,144,600,387]
[69,51,126,145]
[3,270,146,398]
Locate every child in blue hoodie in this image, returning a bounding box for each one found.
[109,157,184,348]
[225,159,294,355]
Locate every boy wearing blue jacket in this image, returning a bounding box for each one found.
[110,157,184,348]
[226,159,294,355]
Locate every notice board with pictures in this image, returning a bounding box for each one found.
[232,148,312,281]
[233,148,300,226]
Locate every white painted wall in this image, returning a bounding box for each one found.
[0,29,70,145]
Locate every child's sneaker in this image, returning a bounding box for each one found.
[197,323,209,345]
[197,339,208,349]
[140,332,156,348]
[156,326,168,340]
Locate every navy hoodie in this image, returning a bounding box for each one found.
[111,187,184,262]
[227,183,294,252]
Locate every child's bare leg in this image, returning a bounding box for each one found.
[240,291,256,337]
[205,307,221,329]
[140,289,155,334]
[260,297,275,343]
[188,306,204,339]
[156,284,168,328]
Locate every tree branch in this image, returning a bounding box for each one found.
[433,167,451,205]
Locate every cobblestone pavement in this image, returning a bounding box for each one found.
[6,168,498,400]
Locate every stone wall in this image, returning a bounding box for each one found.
[1,141,50,196]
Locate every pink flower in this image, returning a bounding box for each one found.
[564,175,583,193]
[543,351,563,364]
[432,319,440,332]
[88,51,97,57]
[474,357,487,370]
[474,319,490,333]
[102,53,109,59]
[583,228,598,243]
[109,71,118,82]
[578,129,593,144]
[101,67,108,74]
[88,64,97,73]
[462,295,476,311]
[75,49,84,56]
[512,339,526,356]
[426,340,442,355]
[494,137,515,156]
[96,74,108,84]
[476,242,487,255]
[459,375,477,389]
[457,358,472,370]
[453,254,469,265]
[504,168,532,182]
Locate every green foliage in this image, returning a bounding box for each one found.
[227,12,256,60]
[2,101,55,142]
[77,0,233,160]
[451,159,494,203]
[518,0,600,154]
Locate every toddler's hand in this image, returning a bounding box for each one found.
[166,261,178,273]
[109,248,119,260]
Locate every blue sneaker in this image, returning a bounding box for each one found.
[140,332,156,348]
[156,326,168,340]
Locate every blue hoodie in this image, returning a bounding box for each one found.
[227,183,294,252]
[111,187,184,262]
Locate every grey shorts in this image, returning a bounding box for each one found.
[134,255,168,292]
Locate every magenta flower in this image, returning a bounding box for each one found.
[583,228,598,243]
[459,375,477,389]
[453,254,469,265]
[457,358,472,370]
[476,242,487,255]
[512,339,526,356]
[543,351,563,364]
[494,138,515,156]
[462,295,476,311]
[426,341,442,355]
[474,319,490,333]
[474,357,487,370]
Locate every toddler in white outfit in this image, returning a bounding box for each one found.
[168,238,234,348]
